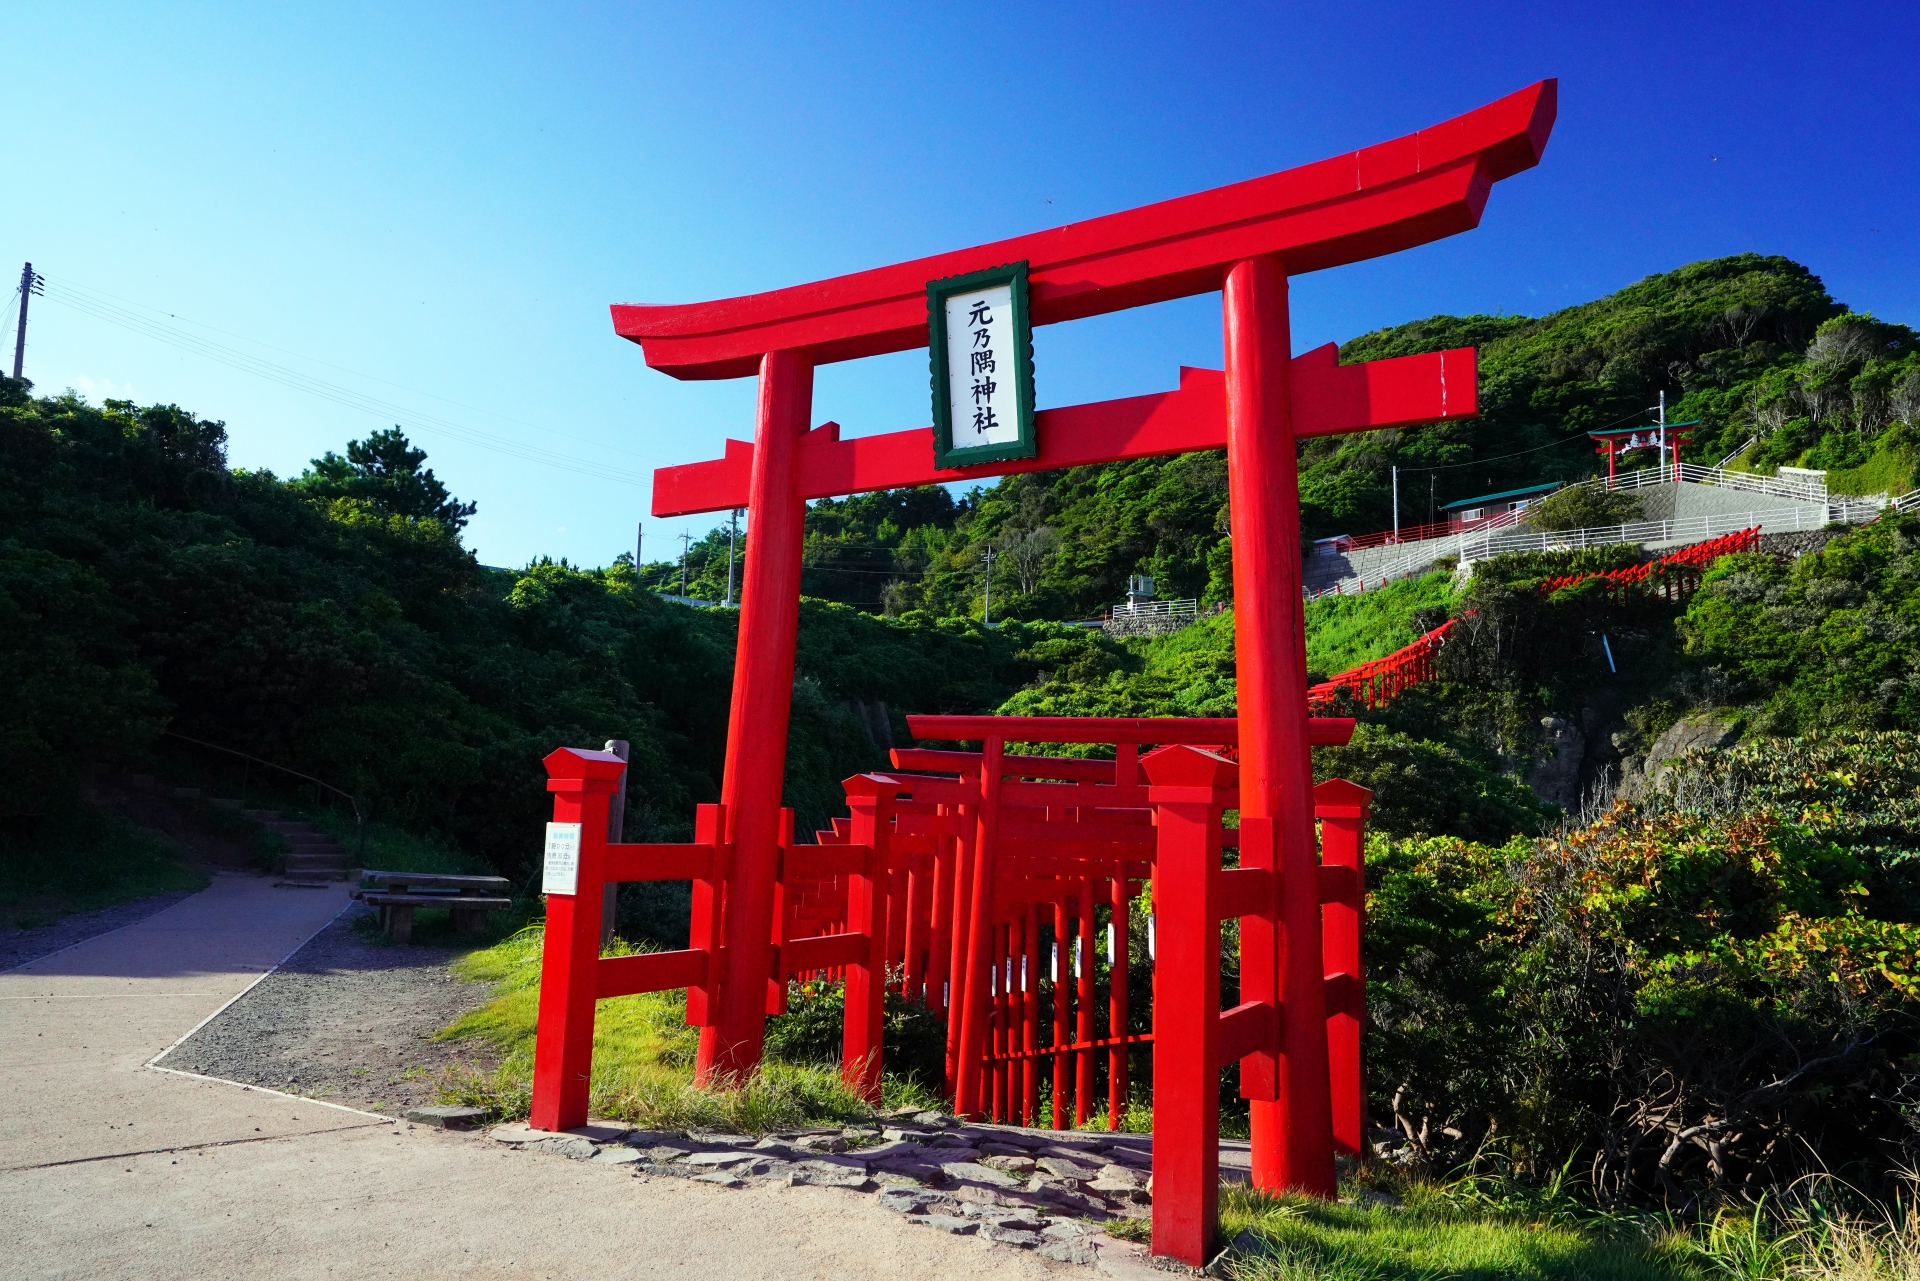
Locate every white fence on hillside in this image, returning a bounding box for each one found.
[1599,462,1834,505]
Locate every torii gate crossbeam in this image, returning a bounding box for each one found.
[609,80,1555,1201]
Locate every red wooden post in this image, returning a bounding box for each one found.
[992,920,1011,1121]
[1316,778,1373,1156]
[685,801,729,1028]
[700,350,814,1085]
[1225,255,1335,1198]
[887,856,909,992]
[942,778,978,1102]
[1052,893,1070,1128]
[927,804,956,1013]
[841,786,891,1101]
[1144,745,1236,1267]
[904,849,929,1003]
[530,747,627,1131]
[1108,871,1131,1130]
[954,738,1005,1118]
[1023,900,1041,1125]
[766,807,796,1017]
[1075,877,1096,1125]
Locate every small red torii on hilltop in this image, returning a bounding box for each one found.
[549,81,1555,1214]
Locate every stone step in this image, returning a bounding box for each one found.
[282,864,347,881]
[242,809,282,822]
[287,851,347,868]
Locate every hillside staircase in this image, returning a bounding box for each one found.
[245,809,352,886]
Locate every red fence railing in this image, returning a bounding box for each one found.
[1306,619,1456,712]
[1535,526,1760,602]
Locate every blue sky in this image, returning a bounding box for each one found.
[5,2,1914,569]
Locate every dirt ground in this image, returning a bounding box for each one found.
[161,907,503,1114]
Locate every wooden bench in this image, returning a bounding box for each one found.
[350,870,513,944]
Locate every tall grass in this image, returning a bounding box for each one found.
[1302,572,1455,678]
[1218,1180,1691,1281]
[435,923,910,1132]
[1826,445,1917,498]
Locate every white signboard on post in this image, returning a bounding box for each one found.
[927,261,1036,470]
[543,822,582,896]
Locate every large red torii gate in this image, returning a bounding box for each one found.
[614,80,1555,1198]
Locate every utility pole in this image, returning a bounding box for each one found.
[724,508,740,607]
[635,523,643,572]
[982,544,996,626]
[1428,476,1436,526]
[679,531,692,598]
[13,263,44,381]
[1658,390,1669,482]
[1391,465,1400,541]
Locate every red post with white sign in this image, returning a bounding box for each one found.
[530,747,625,1131]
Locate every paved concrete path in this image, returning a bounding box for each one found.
[1,872,1058,1280]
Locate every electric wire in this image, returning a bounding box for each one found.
[1391,405,1668,474]
[36,277,655,487]
[41,272,659,464]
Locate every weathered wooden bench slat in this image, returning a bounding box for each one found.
[359,893,512,909]
[357,870,510,891]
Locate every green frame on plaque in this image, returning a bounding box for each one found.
[927,260,1037,470]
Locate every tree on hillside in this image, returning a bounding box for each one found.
[296,427,477,529]
[1527,484,1644,532]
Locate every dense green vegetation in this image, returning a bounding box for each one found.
[645,255,1919,628]
[0,381,1136,872]
[0,806,207,927]
[1363,730,1920,1208]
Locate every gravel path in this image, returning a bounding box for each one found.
[162,906,502,1114]
[0,887,205,973]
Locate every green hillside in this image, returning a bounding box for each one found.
[651,254,1918,626]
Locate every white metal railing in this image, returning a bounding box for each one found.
[1108,598,1198,621]
[1600,462,1831,504]
[1302,505,1863,599]
[1452,506,1827,563]
[1301,465,1904,598]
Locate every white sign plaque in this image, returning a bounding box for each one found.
[927,261,1036,469]
[542,822,582,896]
[944,283,1022,451]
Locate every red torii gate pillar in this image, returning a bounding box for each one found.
[1222,257,1334,1192]
[700,351,813,1080]
[613,79,1557,1195]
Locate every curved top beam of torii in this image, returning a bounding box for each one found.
[612,81,1556,381]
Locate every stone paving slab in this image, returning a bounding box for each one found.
[471,1107,1279,1271]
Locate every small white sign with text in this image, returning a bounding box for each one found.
[543,822,582,896]
[943,282,1022,451]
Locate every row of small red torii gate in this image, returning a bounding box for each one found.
[528,81,1559,1265]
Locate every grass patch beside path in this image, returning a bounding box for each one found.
[434,922,929,1132]
[0,805,209,928]
[1303,572,1455,679]
[1219,1183,1689,1281]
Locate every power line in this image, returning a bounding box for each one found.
[35,275,655,487]
[43,272,661,464]
[1392,406,1669,474]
